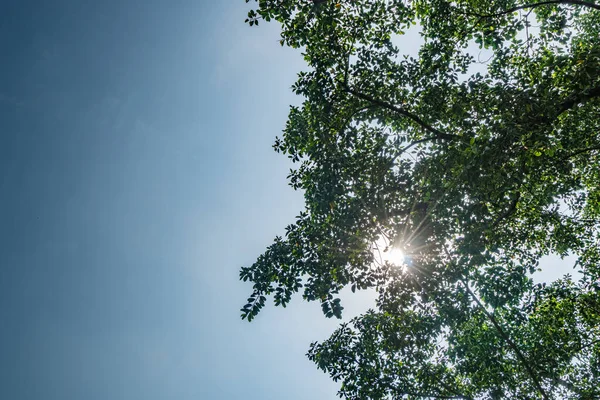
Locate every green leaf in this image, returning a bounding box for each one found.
[239,0,600,397]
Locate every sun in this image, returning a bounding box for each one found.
[383,247,406,266]
[373,236,406,267]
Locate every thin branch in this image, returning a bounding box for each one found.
[339,104,378,131]
[471,0,600,17]
[431,367,476,400]
[551,377,577,393]
[393,137,441,161]
[344,87,461,142]
[556,85,600,116]
[578,338,600,352]
[460,279,550,400]
[491,192,521,228]
[525,85,600,128]
[401,392,472,400]
[561,144,600,160]
[525,10,532,56]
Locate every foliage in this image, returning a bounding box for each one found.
[240,0,600,398]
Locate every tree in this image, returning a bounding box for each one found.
[240,0,600,398]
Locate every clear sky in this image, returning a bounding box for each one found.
[0,2,576,400]
[0,2,377,399]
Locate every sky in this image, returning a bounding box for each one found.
[0,2,577,400]
[0,2,377,399]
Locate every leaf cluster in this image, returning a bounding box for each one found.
[241,0,600,398]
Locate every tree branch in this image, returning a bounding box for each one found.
[460,279,550,400]
[561,144,600,160]
[396,136,442,157]
[402,392,472,400]
[557,85,600,116]
[339,104,378,131]
[491,192,521,228]
[344,87,461,142]
[582,338,600,350]
[471,0,600,17]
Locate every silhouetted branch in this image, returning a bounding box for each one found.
[344,87,460,142]
[469,0,600,17]
[492,192,521,228]
[557,86,600,116]
[460,279,550,400]
[561,145,600,160]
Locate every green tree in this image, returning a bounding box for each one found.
[240,0,600,398]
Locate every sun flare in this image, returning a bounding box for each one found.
[384,247,406,266]
[373,236,406,267]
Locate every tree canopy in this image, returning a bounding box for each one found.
[240,0,600,398]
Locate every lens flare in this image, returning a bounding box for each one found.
[384,247,406,266]
[373,236,406,267]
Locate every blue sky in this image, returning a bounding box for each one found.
[0,2,576,399]
[0,2,377,399]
